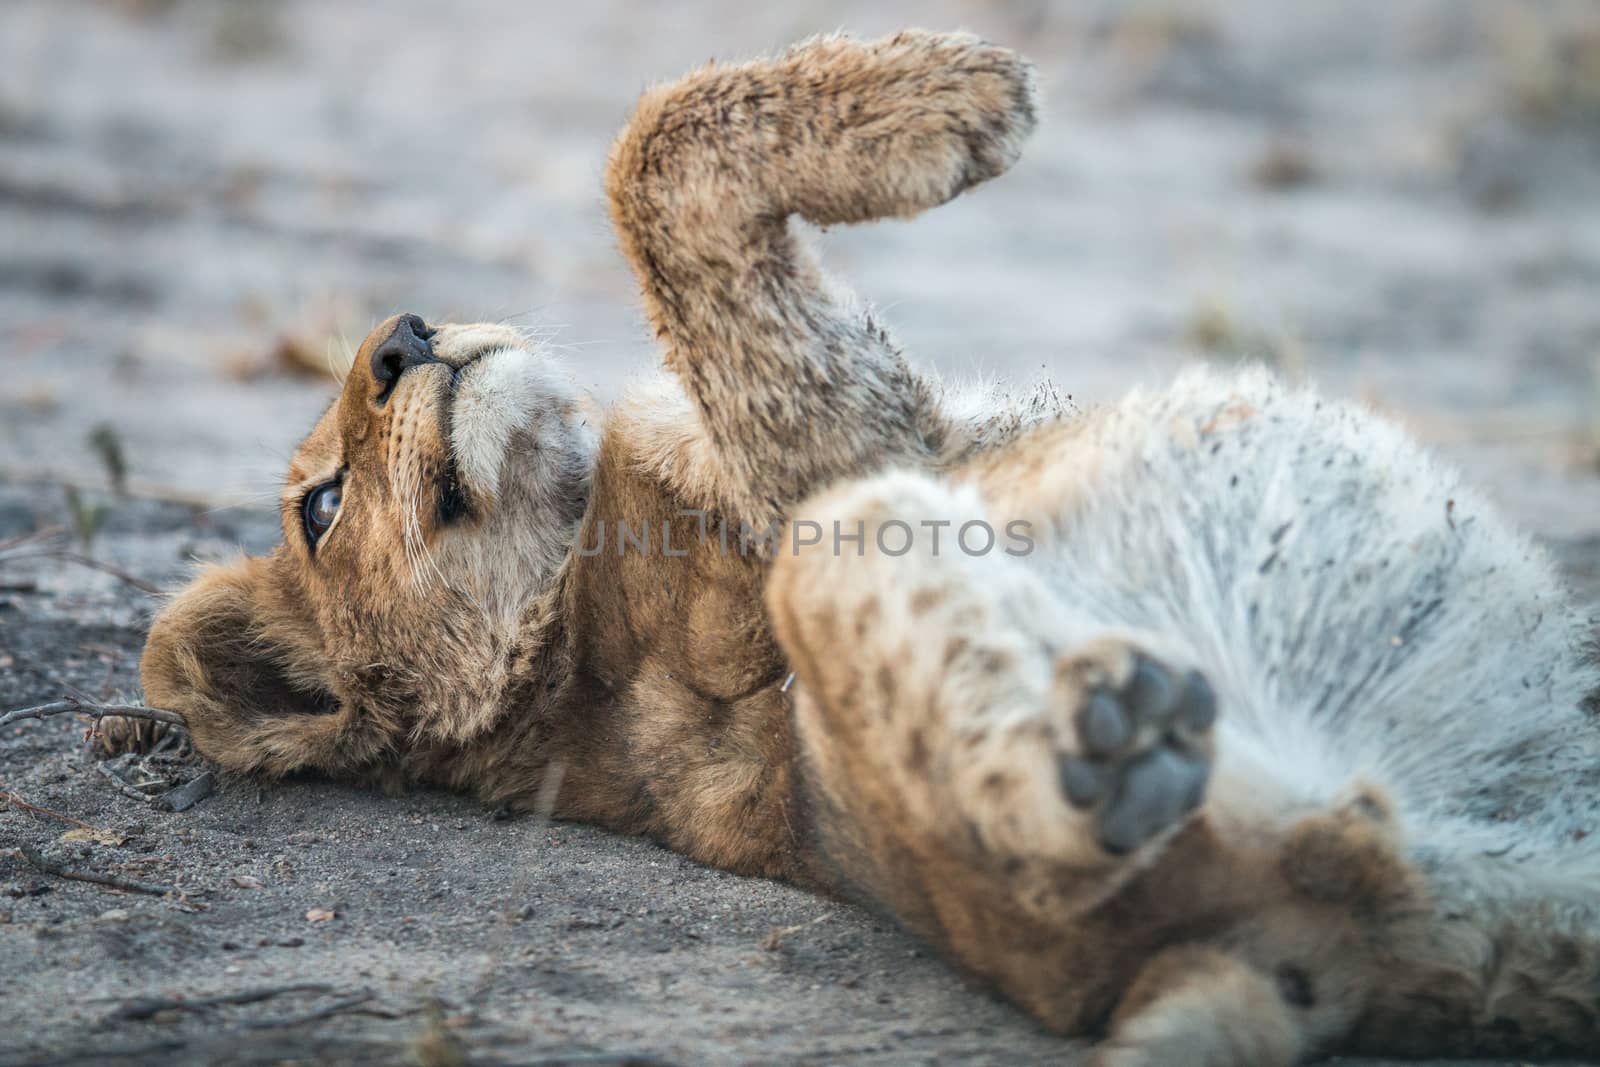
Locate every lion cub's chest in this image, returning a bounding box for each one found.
[566,452,804,876]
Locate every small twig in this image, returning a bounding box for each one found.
[50,551,163,595]
[64,681,106,707]
[761,912,831,951]
[0,700,184,732]
[0,525,66,557]
[0,521,164,598]
[95,763,158,806]
[0,467,230,510]
[244,991,376,1029]
[16,845,175,897]
[143,729,189,761]
[111,983,339,1021]
[2,546,164,595]
[1,788,102,830]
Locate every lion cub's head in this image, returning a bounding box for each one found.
[140,314,596,778]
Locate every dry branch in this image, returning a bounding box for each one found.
[94,763,159,806]
[0,700,185,732]
[50,550,163,595]
[761,912,831,951]
[0,525,163,594]
[244,991,377,1029]
[16,846,175,896]
[111,983,339,1021]
[0,526,65,557]
[0,467,228,509]
[0,789,102,830]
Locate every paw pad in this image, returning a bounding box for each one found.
[1058,653,1216,855]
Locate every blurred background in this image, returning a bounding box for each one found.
[2,0,1599,536]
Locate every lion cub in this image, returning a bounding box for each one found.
[131,31,1599,1064]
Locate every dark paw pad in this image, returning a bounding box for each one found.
[1058,653,1216,855]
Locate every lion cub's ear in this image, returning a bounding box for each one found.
[139,555,337,773]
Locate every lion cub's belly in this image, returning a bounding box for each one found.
[972,365,1594,855]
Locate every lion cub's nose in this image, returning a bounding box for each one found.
[369,314,438,398]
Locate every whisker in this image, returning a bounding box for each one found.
[409,492,425,591]
[416,485,448,591]
[198,487,288,517]
[535,340,621,352]
[406,487,427,592]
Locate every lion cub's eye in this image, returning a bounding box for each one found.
[303,482,342,544]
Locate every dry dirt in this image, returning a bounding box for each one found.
[2,1,1599,1064]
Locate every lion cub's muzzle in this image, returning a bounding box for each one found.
[368,313,441,405]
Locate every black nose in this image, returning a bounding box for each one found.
[370,314,437,400]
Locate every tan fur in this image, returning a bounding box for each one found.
[126,32,1598,1062]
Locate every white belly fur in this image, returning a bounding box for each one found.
[1021,365,1599,876]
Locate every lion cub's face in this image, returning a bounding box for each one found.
[140,314,596,777]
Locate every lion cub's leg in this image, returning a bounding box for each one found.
[1093,946,1300,1067]
[768,471,1216,911]
[606,31,1036,526]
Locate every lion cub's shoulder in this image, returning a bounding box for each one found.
[605,369,1077,525]
[603,373,732,518]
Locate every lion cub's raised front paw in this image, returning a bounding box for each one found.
[1054,646,1217,855]
[769,30,1038,226]
[866,29,1038,192]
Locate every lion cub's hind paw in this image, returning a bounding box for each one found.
[1057,650,1216,855]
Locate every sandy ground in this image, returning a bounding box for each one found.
[2,1,1599,1064]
